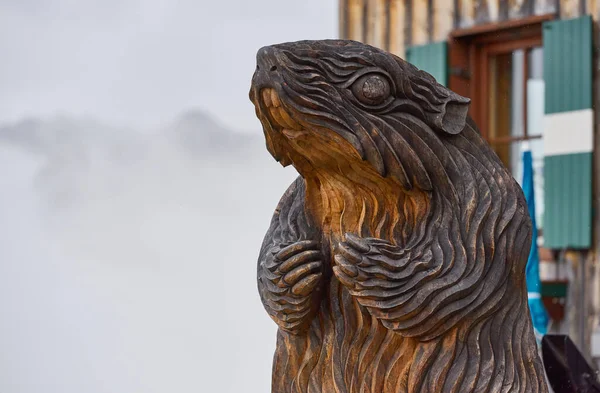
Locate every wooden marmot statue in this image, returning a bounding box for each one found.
[249,39,547,393]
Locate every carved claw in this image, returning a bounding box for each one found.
[291,273,322,296]
[344,233,370,253]
[258,239,324,334]
[337,240,364,265]
[333,266,357,290]
[278,249,321,273]
[334,254,358,277]
[276,240,319,261]
[333,253,369,292]
[267,240,323,294]
[282,261,322,285]
[334,234,408,294]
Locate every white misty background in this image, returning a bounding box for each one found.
[0,112,298,392]
[0,1,337,391]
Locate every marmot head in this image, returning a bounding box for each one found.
[249,39,470,193]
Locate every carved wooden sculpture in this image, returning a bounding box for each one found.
[249,40,547,393]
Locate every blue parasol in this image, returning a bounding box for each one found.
[522,145,549,339]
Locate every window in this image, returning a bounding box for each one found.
[487,47,545,228]
[448,15,551,230]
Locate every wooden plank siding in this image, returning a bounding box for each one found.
[346,0,365,42]
[474,0,500,25]
[535,0,559,15]
[339,0,348,40]
[458,0,476,28]
[559,0,584,18]
[389,0,406,56]
[339,0,589,55]
[588,0,600,20]
[366,0,388,49]
[412,0,429,44]
[508,0,535,19]
[433,0,455,41]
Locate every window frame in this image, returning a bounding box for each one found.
[447,14,553,145]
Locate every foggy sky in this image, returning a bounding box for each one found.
[0,2,337,392]
[0,0,337,132]
[0,113,300,393]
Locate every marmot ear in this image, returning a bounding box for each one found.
[408,70,471,135]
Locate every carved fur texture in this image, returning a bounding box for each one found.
[249,40,547,393]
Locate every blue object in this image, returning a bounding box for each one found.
[522,148,549,339]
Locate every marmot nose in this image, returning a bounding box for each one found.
[250,46,282,102]
[254,46,282,85]
[256,45,280,72]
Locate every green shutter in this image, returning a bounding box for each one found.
[542,16,594,250]
[544,153,593,249]
[543,16,593,114]
[405,42,448,86]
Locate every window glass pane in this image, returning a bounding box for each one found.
[512,47,545,230]
[511,50,525,139]
[529,47,543,79]
[527,48,545,229]
[487,46,545,230]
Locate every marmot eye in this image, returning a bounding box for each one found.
[351,73,391,105]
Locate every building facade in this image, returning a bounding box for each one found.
[339,0,600,365]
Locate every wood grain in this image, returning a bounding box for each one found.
[508,0,535,19]
[432,0,455,41]
[339,0,348,41]
[535,0,559,14]
[559,0,583,18]
[388,0,406,56]
[347,0,365,42]
[458,0,476,28]
[412,0,430,45]
[250,39,548,393]
[366,0,387,49]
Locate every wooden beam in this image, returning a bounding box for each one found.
[405,0,413,49]
[457,0,475,28]
[362,0,369,42]
[488,0,500,21]
[385,0,391,50]
[366,0,387,49]
[586,0,597,20]
[474,1,489,24]
[428,0,434,42]
[534,0,559,15]
[559,0,584,18]
[347,0,364,42]
[499,0,509,20]
[484,36,543,53]
[339,0,348,39]
[475,0,500,24]
[450,13,554,37]
[433,0,454,41]
[412,0,429,45]
[366,0,374,44]
[389,0,406,56]
[509,0,535,19]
